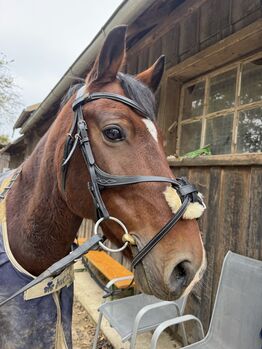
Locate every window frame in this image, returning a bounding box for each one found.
[176,52,262,156]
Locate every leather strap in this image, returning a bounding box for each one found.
[72,92,150,119]
[0,234,103,307]
[77,107,110,219]
[131,197,190,268]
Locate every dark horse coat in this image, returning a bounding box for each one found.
[0,171,74,349]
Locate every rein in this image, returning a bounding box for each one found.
[62,89,205,269]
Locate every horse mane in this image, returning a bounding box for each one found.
[117,73,156,121]
[60,83,85,109]
[60,74,156,121]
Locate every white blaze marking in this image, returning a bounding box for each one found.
[183,239,207,297]
[142,119,158,142]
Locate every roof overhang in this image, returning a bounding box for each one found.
[13,103,40,129]
[0,135,26,155]
[21,0,156,134]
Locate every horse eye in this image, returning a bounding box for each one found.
[103,125,125,142]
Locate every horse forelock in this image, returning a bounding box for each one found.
[60,83,85,109]
[60,73,156,122]
[117,73,156,121]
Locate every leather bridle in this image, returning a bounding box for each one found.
[62,87,205,268]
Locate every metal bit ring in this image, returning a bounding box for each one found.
[93,216,135,253]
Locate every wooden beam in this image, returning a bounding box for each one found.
[127,0,208,55]
[166,19,262,81]
[167,153,262,167]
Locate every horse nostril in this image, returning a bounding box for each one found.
[169,261,193,294]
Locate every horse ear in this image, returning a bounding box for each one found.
[136,55,165,92]
[87,25,127,85]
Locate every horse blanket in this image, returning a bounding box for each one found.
[0,171,74,349]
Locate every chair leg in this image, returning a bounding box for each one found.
[92,313,103,349]
[180,323,188,346]
[129,327,139,349]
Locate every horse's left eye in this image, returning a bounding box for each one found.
[102,125,125,142]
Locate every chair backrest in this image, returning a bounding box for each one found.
[207,251,262,349]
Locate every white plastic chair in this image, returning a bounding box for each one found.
[92,275,188,349]
[151,251,262,349]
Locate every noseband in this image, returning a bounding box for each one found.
[62,88,205,268]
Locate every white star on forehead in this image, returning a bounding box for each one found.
[142,119,158,142]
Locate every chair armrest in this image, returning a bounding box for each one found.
[150,314,205,349]
[105,275,134,290]
[129,301,181,349]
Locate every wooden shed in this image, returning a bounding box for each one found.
[4,0,262,336]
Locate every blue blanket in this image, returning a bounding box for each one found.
[0,171,74,349]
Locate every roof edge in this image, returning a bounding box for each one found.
[21,0,155,134]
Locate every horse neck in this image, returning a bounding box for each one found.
[6,132,82,276]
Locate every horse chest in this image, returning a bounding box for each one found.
[0,172,74,349]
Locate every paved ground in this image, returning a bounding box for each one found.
[72,299,113,349]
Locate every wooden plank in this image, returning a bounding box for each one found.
[179,11,199,60]
[77,219,93,239]
[161,24,179,68]
[127,0,208,57]
[198,167,222,331]
[166,19,262,81]
[199,0,220,49]
[171,166,189,178]
[217,168,250,256]
[231,0,261,26]
[188,168,210,240]
[219,0,232,38]
[168,153,262,167]
[184,167,210,337]
[158,77,182,155]
[126,53,138,75]
[138,46,149,72]
[246,167,262,260]
[210,167,251,327]
[149,36,162,66]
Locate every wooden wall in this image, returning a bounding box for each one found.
[0,154,10,173]
[123,0,262,337]
[126,0,261,73]
[170,162,262,333]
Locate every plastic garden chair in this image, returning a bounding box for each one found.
[92,275,188,349]
[151,251,262,349]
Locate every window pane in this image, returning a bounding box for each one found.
[180,121,201,155]
[208,69,237,113]
[240,59,262,105]
[237,107,262,153]
[182,81,205,119]
[205,114,233,154]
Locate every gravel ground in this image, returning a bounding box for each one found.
[72,299,113,349]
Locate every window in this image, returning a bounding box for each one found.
[177,55,262,156]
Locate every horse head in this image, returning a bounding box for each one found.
[56,26,206,300]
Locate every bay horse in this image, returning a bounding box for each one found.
[0,26,206,348]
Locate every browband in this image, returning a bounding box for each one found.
[72,92,150,119]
